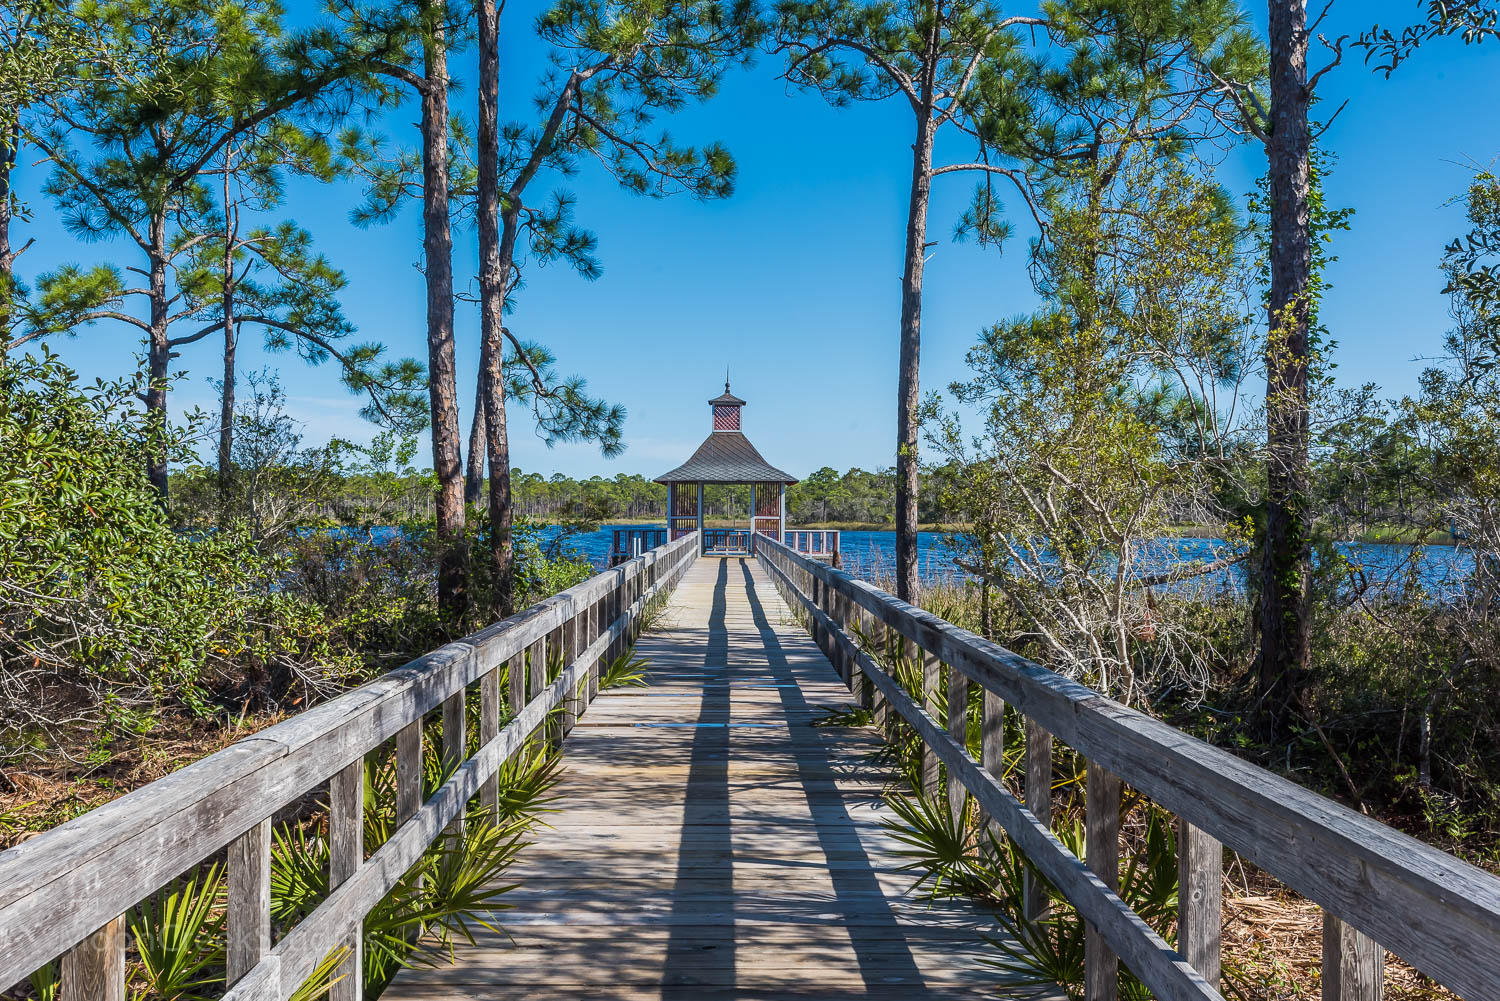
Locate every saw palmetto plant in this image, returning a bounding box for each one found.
[24,733,565,1001]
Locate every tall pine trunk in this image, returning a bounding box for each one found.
[420,1,467,622]
[218,173,237,504]
[476,0,515,618]
[895,110,935,603]
[145,216,171,501]
[0,125,15,342]
[465,369,486,506]
[1259,0,1313,732]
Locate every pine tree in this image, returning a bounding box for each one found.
[187,132,426,501]
[26,0,368,499]
[467,0,754,616]
[333,0,473,621]
[772,0,1260,602]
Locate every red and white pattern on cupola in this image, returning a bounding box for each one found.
[713,405,741,431]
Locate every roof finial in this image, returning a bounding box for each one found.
[725,364,731,395]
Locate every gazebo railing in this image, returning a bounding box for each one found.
[702,528,754,555]
[783,529,839,558]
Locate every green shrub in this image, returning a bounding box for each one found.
[0,350,359,758]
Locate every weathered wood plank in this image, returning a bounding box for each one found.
[480,665,501,819]
[228,818,272,984]
[61,914,125,1001]
[1323,913,1385,1001]
[1086,762,1122,1001]
[329,760,363,1001]
[922,649,941,798]
[947,663,970,821]
[1026,718,1053,922]
[1179,820,1223,989]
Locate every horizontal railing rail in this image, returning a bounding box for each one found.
[0,532,700,1001]
[756,534,1500,1001]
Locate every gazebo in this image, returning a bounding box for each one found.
[656,383,797,556]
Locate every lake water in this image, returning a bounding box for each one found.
[549,525,1478,600]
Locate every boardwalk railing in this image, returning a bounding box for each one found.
[609,527,668,565]
[783,529,839,559]
[756,535,1500,1001]
[702,528,753,556]
[0,532,699,1001]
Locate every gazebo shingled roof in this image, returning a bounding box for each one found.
[654,431,797,485]
[655,381,797,486]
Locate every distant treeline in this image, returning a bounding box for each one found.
[509,467,945,525]
[169,457,1451,537]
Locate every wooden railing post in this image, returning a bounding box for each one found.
[62,915,125,1001]
[586,596,601,703]
[480,661,502,820]
[981,689,1005,836]
[228,818,271,984]
[1178,819,1223,989]
[442,689,466,843]
[397,719,422,823]
[528,636,545,706]
[508,650,525,718]
[869,614,892,735]
[947,663,970,821]
[546,622,565,747]
[921,648,941,798]
[561,607,580,738]
[329,760,363,1001]
[1085,762,1122,1001]
[837,591,855,688]
[1024,718,1053,922]
[1323,914,1385,1001]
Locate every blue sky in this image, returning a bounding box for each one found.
[10,1,1499,480]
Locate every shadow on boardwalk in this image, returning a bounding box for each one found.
[383,557,1061,1000]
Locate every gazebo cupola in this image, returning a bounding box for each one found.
[656,382,798,554]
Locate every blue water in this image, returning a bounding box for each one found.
[557,524,1478,599]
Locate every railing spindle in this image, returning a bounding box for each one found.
[586,596,601,704]
[396,719,422,823]
[227,818,271,984]
[921,648,941,798]
[1085,762,1122,1001]
[480,662,502,819]
[1178,819,1223,989]
[1024,718,1053,921]
[528,636,545,704]
[1323,914,1385,1001]
[981,689,1005,836]
[62,914,125,1001]
[329,760,364,1001]
[946,662,969,821]
[442,690,466,842]
[561,610,579,738]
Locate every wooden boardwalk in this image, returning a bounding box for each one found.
[384,556,1051,1001]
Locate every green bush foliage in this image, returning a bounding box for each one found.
[0,350,361,756]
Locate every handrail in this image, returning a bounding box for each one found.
[756,534,1500,1001]
[0,532,700,1000]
